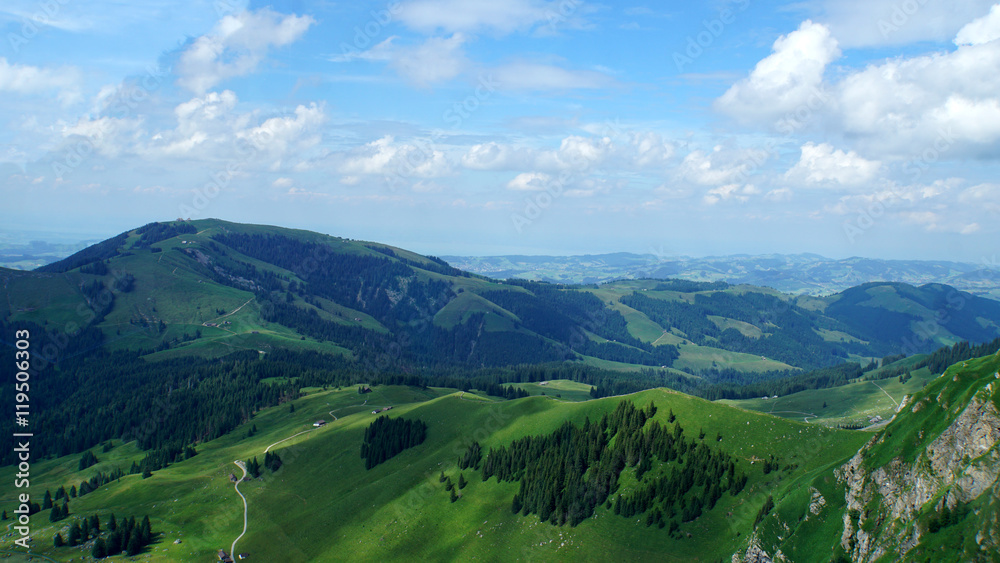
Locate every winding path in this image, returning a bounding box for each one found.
[871,381,899,407]
[229,396,383,554]
[231,460,248,557]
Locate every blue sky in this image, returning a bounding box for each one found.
[2,0,999,262]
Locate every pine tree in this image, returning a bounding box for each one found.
[70,485,77,497]
[43,489,53,510]
[92,537,108,558]
[68,522,82,546]
[49,504,61,522]
[450,488,459,503]
[1,509,6,520]
[91,514,101,534]
[53,533,64,547]
[439,470,446,483]
[458,473,467,489]
[108,512,117,531]
[127,533,143,556]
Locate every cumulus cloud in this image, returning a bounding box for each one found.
[703,183,759,205]
[785,143,881,186]
[715,21,840,125]
[506,171,552,191]
[177,8,314,94]
[955,3,1000,45]
[716,13,1000,157]
[0,57,81,104]
[462,132,672,173]
[337,135,452,179]
[816,0,995,47]
[678,145,770,186]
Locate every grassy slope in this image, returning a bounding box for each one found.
[719,365,937,427]
[1,384,868,562]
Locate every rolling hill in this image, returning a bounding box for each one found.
[3,219,1000,561]
[4,219,1000,376]
[2,350,997,561]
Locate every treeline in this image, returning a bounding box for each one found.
[52,513,155,558]
[915,337,1000,374]
[133,221,196,248]
[477,401,746,529]
[213,232,453,325]
[361,416,428,469]
[37,230,129,273]
[0,346,295,464]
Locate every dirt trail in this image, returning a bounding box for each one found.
[231,460,248,556]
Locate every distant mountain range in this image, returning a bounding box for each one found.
[442,253,1000,298]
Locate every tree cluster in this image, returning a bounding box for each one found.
[478,401,746,529]
[361,416,428,469]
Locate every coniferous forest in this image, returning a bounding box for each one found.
[361,416,428,469]
[476,401,746,529]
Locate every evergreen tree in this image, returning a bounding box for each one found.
[127,533,143,556]
[450,488,459,503]
[68,522,81,546]
[108,512,117,531]
[92,537,108,559]
[458,473,467,489]
[53,533,64,547]
[43,489,53,510]
[49,504,61,522]
[70,485,77,497]
[1,509,6,520]
[439,470,446,483]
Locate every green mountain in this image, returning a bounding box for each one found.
[3,219,1000,561]
[2,351,997,561]
[4,219,999,376]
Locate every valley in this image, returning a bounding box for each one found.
[1,219,999,562]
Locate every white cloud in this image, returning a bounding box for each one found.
[0,57,81,104]
[273,177,293,188]
[816,0,995,47]
[492,62,613,90]
[396,0,565,34]
[461,132,672,173]
[391,34,469,86]
[506,171,552,191]
[678,145,770,186]
[703,183,758,205]
[338,135,452,179]
[461,142,535,170]
[715,21,840,125]
[785,143,881,186]
[332,34,469,86]
[177,8,314,94]
[716,14,1000,157]
[955,3,1000,45]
